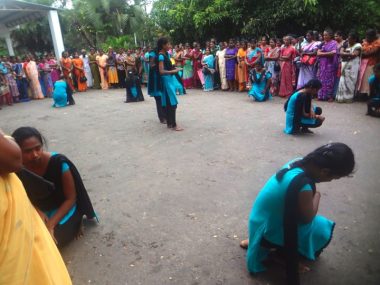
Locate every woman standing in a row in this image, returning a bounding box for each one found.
[279,36,296,97]
[317,29,339,101]
[72,52,87,92]
[297,31,319,89]
[60,51,74,91]
[216,42,228,90]
[237,41,248,92]
[264,38,280,96]
[336,32,362,103]
[25,55,44,99]
[225,39,238,91]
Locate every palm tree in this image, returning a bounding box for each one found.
[63,0,148,48]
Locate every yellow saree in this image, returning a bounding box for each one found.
[0,173,72,285]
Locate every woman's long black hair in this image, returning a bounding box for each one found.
[277,142,354,285]
[276,142,355,181]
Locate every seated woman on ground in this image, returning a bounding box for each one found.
[240,143,355,285]
[0,130,73,284]
[12,127,97,248]
[125,69,144,103]
[284,79,325,134]
[367,63,380,117]
[248,61,272,102]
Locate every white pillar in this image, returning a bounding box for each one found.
[47,10,65,60]
[5,33,14,56]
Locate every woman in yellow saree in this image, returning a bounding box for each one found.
[0,132,72,285]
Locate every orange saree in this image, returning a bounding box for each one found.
[72,58,87,92]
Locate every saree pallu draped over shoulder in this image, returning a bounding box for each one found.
[336,43,362,103]
[297,42,319,89]
[279,46,296,97]
[72,58,87,92]
[26,61,44,99]
[317,40,339,100]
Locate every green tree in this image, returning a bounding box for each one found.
[62,0,148,49]
[10,0,56,54]
[9,0,155,54]
[152,0,380,43]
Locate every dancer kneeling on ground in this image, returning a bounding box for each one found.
[52,74,75,108]
[248,62,272,102]
[284,79,325,134]
[12,127,97,248]
[148,48,167,124]
[0,130,72,284]
[240,143,355,285]
[52,74,68,108]
[157,37,184,131]
[367,63,380,117]
[125,69,144,103]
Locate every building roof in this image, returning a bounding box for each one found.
[0,0,57,28]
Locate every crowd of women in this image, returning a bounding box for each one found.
[168,28,379,104]
[0,28,379,112]
[0,47,149,108]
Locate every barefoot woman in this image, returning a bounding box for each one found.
[12,127,97,248]
[157,37,184,131]
[284,79,325,134]
[240,143,355,285]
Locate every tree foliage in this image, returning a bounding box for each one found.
[6,0,380,55]
[9,0,157,54]
[61,0,148,49]
[10,0,56,54]
[152,0,380,43]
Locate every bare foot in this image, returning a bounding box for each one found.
[172,126,184,131]
[240,239,249,249]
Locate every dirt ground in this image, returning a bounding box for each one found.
[2,88,380,285]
